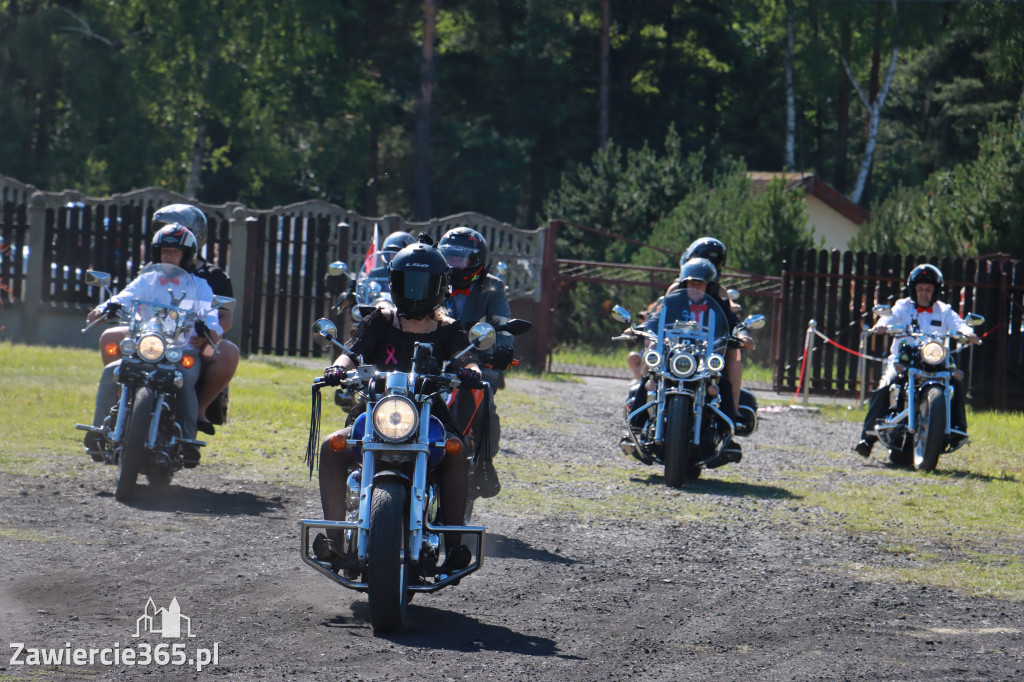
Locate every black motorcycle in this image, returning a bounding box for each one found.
[300,318,495,634]
[611,304,765,486]
[868,304,984,471]
[76,266,233,501]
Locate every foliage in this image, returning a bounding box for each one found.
[0,1,1022,228]
[853,118,1024,258]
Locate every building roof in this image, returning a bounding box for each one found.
[747,172,869,226]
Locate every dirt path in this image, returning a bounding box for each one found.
[1,376,1021,680]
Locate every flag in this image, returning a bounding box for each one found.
[361,223,380,276]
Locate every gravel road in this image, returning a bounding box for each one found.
[0,375,1021,680]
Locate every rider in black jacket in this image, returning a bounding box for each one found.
[437,227,512,498]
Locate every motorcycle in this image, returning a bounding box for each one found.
[867,304,984,471]
[299,317,495,634]
[611,303,765,486]
[76,265,234,501]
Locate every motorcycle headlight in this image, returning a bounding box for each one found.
[165,346,183,363]
[921,341,947,365]
[670,352,696,378]
[707,354,725,372]
[642,349,662,368]
[372,395,419,442]
[119,338,138,358]
[137,334,166,362]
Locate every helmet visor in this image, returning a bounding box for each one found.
[439,244,475,269]
[394,270,443,302]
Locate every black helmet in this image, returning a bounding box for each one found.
[152,224,198,270]
[681,237,726,283]
[380,231,415,265]
[678,257,718,286]
[153,204,208,249]
[438,227,488,290]
[388,237,451,319]
[906,264,944,306]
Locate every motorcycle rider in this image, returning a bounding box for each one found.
[667,238,753,421]
[853,263,981,459]
[98,203,239,436]
[438,226,511,496]
[625,257,742,463]
[316,235,484,572]
[85,225,220,463]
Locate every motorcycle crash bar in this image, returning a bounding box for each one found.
[298,518,485,593]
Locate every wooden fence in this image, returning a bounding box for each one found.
[775,248,1024,410]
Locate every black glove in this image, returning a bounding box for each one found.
[490,345,514,371]
[322,365,346,386]
[104,302,122,319]
[457,367,483,389]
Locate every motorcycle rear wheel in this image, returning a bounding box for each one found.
[115,387,154,502]
[914,386,946,471]
[664,395,699,487]
[367,480,409,635]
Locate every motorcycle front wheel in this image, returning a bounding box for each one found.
[366,480,409,635]
[664,395,699,486]
[115,387,154,502]
[914,386,946,471]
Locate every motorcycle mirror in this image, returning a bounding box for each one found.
[728,288,741,301]
[965,313,985,327]
[494,261,508,281]
[495,318,532,336]
[872,304,892,318]
[212,295,236,312]
[610,305,631,325]
[468,322,497,351]
[312,318,339,348]
[741,314,766,331]
[327,261,350,277]
[85,270,112,289]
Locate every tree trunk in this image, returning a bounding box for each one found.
[363,118,380,216]
[185,118,207,199]
[599,0,610,149]
[835,18,851,193]
[784,1,796,172]
[413,0,437,221]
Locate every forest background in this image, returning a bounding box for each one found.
[4,1,1024,338]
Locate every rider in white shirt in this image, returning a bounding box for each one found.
[853,264,980,458]
[85,225,220,459]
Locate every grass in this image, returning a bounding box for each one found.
[2,341,1023,599]
[550,343,775,384]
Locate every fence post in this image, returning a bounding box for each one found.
[802,319,817,408]
[857,329,869,407]
[226,205,253,354]
[532,219,560,371]
[22,192,49,343]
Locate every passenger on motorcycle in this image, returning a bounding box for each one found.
[666,238,753,420]
[98,203,239,436]
[85,225,220,460]
[627,257,742,460]
[438,227,515,385]
[439,227,511,496]
[853,263,981,458]
[317,235,484,571]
